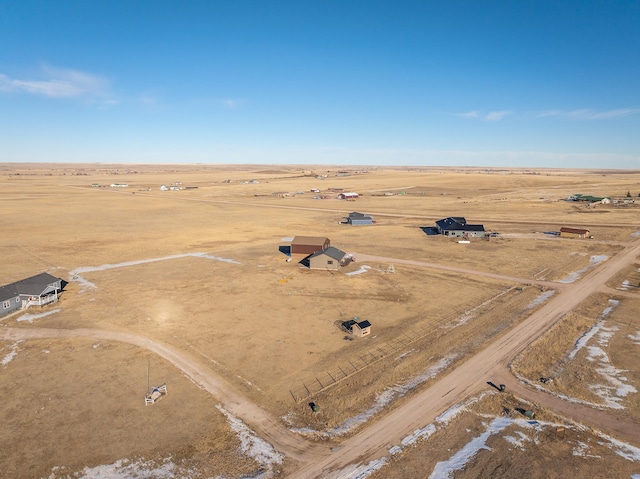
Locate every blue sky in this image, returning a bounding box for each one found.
[1,1,639,168]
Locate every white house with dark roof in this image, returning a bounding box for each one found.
[0,273,63,317]
[435,217,486,238]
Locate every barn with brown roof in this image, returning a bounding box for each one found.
[559,227,591,238]
[290,236,330,255]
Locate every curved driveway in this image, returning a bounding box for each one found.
[3,218,639,477]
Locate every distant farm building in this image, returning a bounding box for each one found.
[342,317,372,337]
[435,217,486,238]
[0,273,63,317]
[559,227,591,239]
[344,212,373,226]
[307,246,346,270]
[568,194,609,203]
[338,192,359,200]
[290,236,330,256]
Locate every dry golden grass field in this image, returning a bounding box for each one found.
[1,163,639,478]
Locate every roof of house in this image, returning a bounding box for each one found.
[308,246,346,261]
[291,235,329,246]
[0,273,61,302]
[560,227,590,234]
[348,211,372,218]
[436,217,484,231]
[356,319,371,329]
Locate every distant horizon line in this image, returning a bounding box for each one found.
[1,161,639,173]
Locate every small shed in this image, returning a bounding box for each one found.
[559,227,591,238]
[342,317,372,337]
[290,236,330,255]
[344,212,373,226]
[308,246,346,270]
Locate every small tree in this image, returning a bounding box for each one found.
[627,191,632,197]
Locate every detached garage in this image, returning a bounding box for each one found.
[290,236,330,255]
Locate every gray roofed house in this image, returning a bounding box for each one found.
[0,273,63,317]
[344,211,374,226]
[435,217,485,238]
[307,246,346,270]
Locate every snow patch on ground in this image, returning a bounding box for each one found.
[1,341,23,366]
[559,255,609,283]
[428,417,512,479]
[292,356,456,438]
[331,391,640,479]
[618,279,633,291]
[628,331,640,345]
[572,441,601,458]
[71,252,241,290]
[526,290,555,309]
[346,265,371,276]
[528,299,635,409]
[329,393,491,479]
[503,430,530,449]
[217,405,283,476]
[631,231,640,237]
[596,431,640,462]
[585,323,637,409]
[568,300,618,360]
[65,458,187,479]
[16,308,61,322]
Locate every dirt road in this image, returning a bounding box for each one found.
[351,253,566,289]
[0,327,328,463]
[288,238,640,478]
[4,238,639,477]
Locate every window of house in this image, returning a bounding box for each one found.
[16,297,21,304]
[327,260,333,264]
[2,301,10,309]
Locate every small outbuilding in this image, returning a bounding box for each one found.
[342,317,372,337]
[307,246,346,270]
[559,227,591,238]
[344,211,373,226]
[290,236,330,256]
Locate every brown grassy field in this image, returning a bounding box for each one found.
[1,164,639,477]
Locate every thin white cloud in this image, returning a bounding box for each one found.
[485,110,512,121]
[536,108,640,120]
[0,65,112,100]
[456,110,479,118]
[455,110,512,121]
[221,98,245,109]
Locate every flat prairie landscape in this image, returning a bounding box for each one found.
[1,164,639,478]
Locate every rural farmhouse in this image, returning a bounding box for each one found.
[0,273,63,317]
[307,246,347,270]
[435,217,486,238]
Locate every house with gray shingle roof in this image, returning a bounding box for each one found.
[307,246,347,270]
[0,273,63,317]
